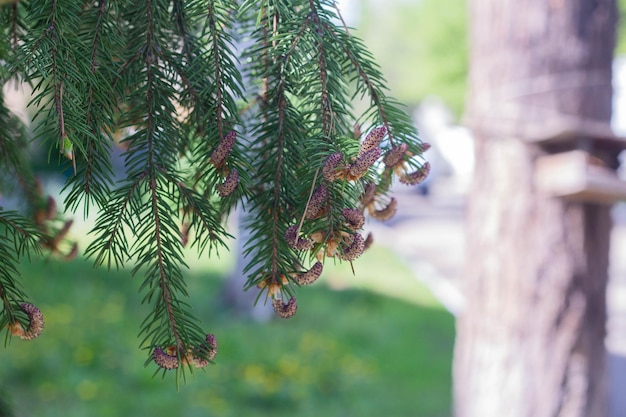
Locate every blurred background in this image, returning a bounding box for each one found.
[2,0,626,416]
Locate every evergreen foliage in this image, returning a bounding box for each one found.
[0,0,427,378]
[360,0,468,117]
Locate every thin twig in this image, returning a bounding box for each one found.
[332,0,350,36]
[296,167,320,238]
[209,4,225,140]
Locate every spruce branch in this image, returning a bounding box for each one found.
[63,0,118,213]
[208,2,226,140]
[308,0,333,134]
[85,175,144,269]
[81,0,228,376]
[1,0,429,375]
[8,1,21,52]
[339,32,397,146]
[242,4,310,301]
[171,0,194,63]
[149,174,184,351]
[0,210,44,340]
[124,0,201,361]
[269,72,287,284]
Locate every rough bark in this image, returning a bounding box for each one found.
[465,0,615,135]
[455,1,617,416]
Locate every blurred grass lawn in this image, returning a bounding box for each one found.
[0,245,453,417]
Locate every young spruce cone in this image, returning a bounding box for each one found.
[305,185,327,220]
[189,334,219,368]
[153,334,218,370]
[399,162,430,186]
[295,262,323,286]
[153,346,180,370]
[9,303,44,340]
[322,152,346,182]
[337,233,365,261]
[383,143,408,168]
[285,225,314,250]
[217,168,239,197]
[272,297,298,318]
[210,131,236,167]
[204,333,218,361]
[369,197,398,221]
[349,147,381,180]
[341,208,365,231]
[358,126,387,157]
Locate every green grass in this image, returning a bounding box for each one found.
[0,246,454,417]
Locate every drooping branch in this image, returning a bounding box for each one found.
[1,0,429,373]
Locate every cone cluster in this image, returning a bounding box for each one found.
[211,131,240,197]
[265,126,429,320]
[153,333,218,370]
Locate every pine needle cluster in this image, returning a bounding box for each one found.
[0,0,428,378]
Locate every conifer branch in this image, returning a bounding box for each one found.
[0,211,43,337]
[89,0,107,73]
[332,0,350,36]
[143,0,185,351]
[242,5,307,296]
[208,3,225,140]
[172,0,194,63]
[1,0,427,373]
[341,39,395,145]
[309,0,332,134]
[149,175,184,350]
[86,174,144,269]
[269,72,287,284]
[10,2,20,52]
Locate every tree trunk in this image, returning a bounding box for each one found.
[220,206,274,321]
[455,1,617,416]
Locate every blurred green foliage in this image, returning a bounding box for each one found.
[358,0,468,118]
[619,0,626,55]
[0,247,453,417]
[358,0,626,118]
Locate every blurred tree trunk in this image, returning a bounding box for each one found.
[220,207,273,321]
[455,1,618,417]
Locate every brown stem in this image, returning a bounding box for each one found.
[270,82,286,283]
[308,0,333,134]
[145,0,183,350]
